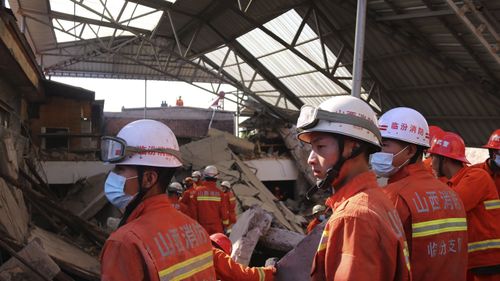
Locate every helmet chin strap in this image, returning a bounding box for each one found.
[119,166,147,227]
[306,137,364,200]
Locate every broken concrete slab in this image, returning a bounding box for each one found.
[0,178,29,243]
[259,227,305,253]
[29,227,100,280]
[62,173,108,220]
[0,133,19,181]
[180,135,232,170]
[208,128,255,154]
[275,220,326,281]
[230,206,272,266]
[0,239,61,281]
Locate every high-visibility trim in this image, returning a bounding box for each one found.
[222,219,229,225]
[412,218,467,238]
[484,200,500,210]
[403,241,411,271]
[159,250,213,281]
[317,230,329,252]
[468,239,500,253]
[257,267,265,281]
[197,196,221,202]
[230,197,237,201]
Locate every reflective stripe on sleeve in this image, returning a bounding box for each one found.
[230,197,237,202]
[222,219,229,225]
[257,267,265,281]
[411,218,467,238]
[484,200,500,210]
[403,241,411,271]
[317,230,329,252]
[468,239,500,253]
[159,250,213,281]
[197,196,221,202]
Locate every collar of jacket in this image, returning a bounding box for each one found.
[388,162,428,184]
[126,194,174,224]
[326,171,378,211]
[448,165,469,187]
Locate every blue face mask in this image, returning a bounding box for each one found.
[104,171,138,210]
[318,214,326,221]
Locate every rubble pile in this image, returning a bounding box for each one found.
[0,126,306,280]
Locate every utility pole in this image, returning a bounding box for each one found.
[352,0,367,98]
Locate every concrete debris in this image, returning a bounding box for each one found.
[0,239,61,281]
[229,206,273,266]
[259,227,305,253]
[275,220,327,281]
[208,128,255,154]
[29,227,100,280]
[180,136,305,233]
[0,178,30,244]
[278,126,315,186]
[61,173,108,220]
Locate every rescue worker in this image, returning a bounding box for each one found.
[422,125,445,173]
[192,171,202,187]
[193,165,228,235]
[221,181,237,231]
[296,96,411,281]
[429,131,500,280]
[472,129,500,195]
[166,182,183,211]
[100,119,216,281]
[179,176,197,219]
[306,204,327,234]
[372,107,467,280]
[176,96,184,106]
[210,233,276,281]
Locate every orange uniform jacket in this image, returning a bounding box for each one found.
[222,191,237,228]
[383,163,468,281]
[311,171,411,281]
[306,218,322,235]
[212,248,275,281]
[101,195,216,281]
[194,181,228,235]
[448,166,500,270]
[472,160,500,196]
[180,187,197,219]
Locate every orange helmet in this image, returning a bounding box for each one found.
[429,132,469,164]
[483,129,500,150]
[428,125,445,143]
[210,233,232,255]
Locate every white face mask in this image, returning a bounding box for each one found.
[104,171,138,210]
[370,146,410,178]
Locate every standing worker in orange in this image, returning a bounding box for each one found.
[306,204,327,234]
[372,107,468,280]
[192,170,203,187]
[166,182,183,211]
[429,131,500,280]
[472,129,500,195]
[422,125,445,173]
[100,119,216,281]
[296,96,411,281]
[194,165,228,235]
[175,96,184,106]
[221,181,237,231]
[210,233,276,281]
[179,176,197,219]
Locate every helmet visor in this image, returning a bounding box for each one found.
[101,136,127,163]
[100,136,183,164]
[296,105,320,130]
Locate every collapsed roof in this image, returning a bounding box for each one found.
[6,0,500,146]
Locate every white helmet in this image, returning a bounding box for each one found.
[204,165,219,178]
[378,107,430,147]
[115,119,182,167]
[296,96,381,148]
[167,182,183,193]
[192,171,202,179]
[221,181,231,189]
[312,204,326,215]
